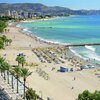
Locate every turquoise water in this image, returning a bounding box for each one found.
[18,15,100,65]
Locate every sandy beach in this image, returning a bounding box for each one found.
[0,25,100,100]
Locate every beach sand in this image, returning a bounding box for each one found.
[0,25,100,100]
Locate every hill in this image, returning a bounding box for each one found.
[0,3,100,16]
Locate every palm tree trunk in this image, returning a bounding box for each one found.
[12,75,14,89]
[7,71,9,84]
[4,71,6,80]
[17,76,19,93]
[22,63,24,67]
[1,70,2,76]
[23,78,26,99]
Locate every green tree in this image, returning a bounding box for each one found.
[20,56,26,67]
[16,56,26,67]
[78,90,100,100]
[8,39,12,45]
[5,63,11,84]
[26,88,39,100]
[0,35,8,47]
[0,56,5,75]
[1,62,11,84]
[0,61,9,80]
[16,56,20,66]
[0,21,7,32]
[14,67,21,93]
[5,38,9,46]
[0,35,12,49]
[1,35,7,42]
[0,38,4,49]
[10,69,15,89]
[20,68,32,99]
[0,16,15,22]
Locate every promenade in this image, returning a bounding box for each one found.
[0,74,23,100]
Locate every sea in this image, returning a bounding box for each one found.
[17,15,100,66]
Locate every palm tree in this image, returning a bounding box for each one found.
[5,39,9,46]
[10,69,15,89]
[0,57,5,76]
[1,35,8,46]
[0,38,4,49]
[5,63,11,84]
[1,35,7,42]
[1,61,11,83]
[5,39,12,46]
[0,56,5,63]
[0,61,8,80]
[14,67,21,93]
[20,56,26,67]
[16,56,20,66]
[16,56,26,67]
[20,68,32,99]
[8,39,12,45]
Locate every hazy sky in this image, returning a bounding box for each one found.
[0,0,100,10]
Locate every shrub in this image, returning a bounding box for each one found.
[26,88,39,100]
[78,90,100,100]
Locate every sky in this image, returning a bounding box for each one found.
[0,0,100,10]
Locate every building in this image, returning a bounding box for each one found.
[11,10,19,18]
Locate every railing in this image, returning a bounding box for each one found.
[0,71,43,100]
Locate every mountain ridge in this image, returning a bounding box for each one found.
[0,3,100,16]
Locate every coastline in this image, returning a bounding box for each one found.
[8,20,100,69]
[14,22,97,66]
[16,22,64,46]
[15,22,99,67]
[0,21,100,100]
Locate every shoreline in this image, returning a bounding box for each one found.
[16,20,77,47]
[15,22,100,67]
[12,23,92,67]
[0,21,100,100]
[13,22,99,67]
[16,22,64,46]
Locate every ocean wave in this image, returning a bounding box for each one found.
[85,45,95,52]
[16,24,21,28]
[69,47,100,62]
[36,36,67,45]
[19,26,70,45]
[85,52,100,61]
[69,47,84,59]
[19,27,66,45]
[22,28,32,34]
[32,27,53,29]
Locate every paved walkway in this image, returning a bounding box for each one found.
[0,75,23,100]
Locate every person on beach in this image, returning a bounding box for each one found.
[51,67,55,71]
[71,87,74,89]
[73,77,76,80]
[29,44,31,47]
